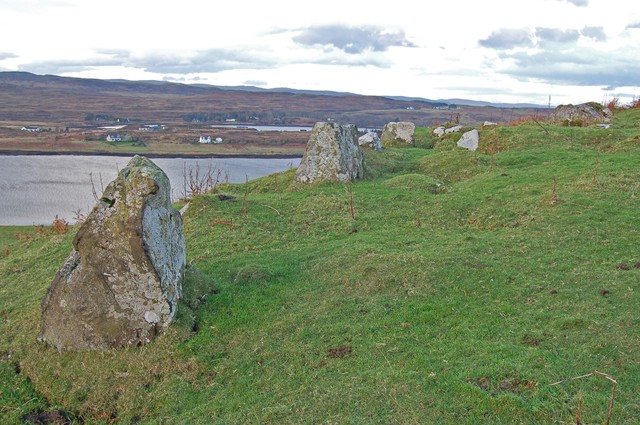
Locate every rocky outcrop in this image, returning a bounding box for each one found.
[358,131,382,150]
[40,155,186,351]
[457,129,479,151]
[551,103,612,125]
[433,125,463,137]
[381,121,415,147]
[445,125,462,134]
[296,122,364,183]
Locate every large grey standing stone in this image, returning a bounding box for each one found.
[40,155,186,350]
[457,129,480,151]
[381,121,415,147]
[296,122,364,183]
[551,103,612,125]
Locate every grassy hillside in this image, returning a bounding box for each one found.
[1,109,639,424]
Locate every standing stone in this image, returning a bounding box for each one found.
[457,129,480,151]
[381,121,416,147]
[296,122,364,183]
[551,103,612,125]
[40,155,186,350]
[358,131,382,151]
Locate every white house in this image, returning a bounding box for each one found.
[198,136,223,144]
[106,134,122,142]
[21,126,41,132]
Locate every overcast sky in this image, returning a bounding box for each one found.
[1,0,638,105]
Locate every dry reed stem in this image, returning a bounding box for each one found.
[549,179,558,205]
[532,118,550,135]
[576,392,583,425]
[262,205,281,216]
[550,370,617,425]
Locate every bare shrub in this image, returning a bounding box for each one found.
[181,161,224,201]
[72,209,86,224]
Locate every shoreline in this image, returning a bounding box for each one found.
[0,149,302,159]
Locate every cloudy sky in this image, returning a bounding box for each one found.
[1,0,638,105]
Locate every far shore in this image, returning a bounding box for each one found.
[0,149,302,159]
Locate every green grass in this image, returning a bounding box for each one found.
[1,109,639,423]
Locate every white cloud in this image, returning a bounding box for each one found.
[0,0,638,105]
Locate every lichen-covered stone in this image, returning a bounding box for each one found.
[381,121,415,147]
[296,122,364,183]
[358,131,382,151]
[40,155,186,350]
[551,103,612,125]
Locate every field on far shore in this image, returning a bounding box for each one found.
[0,122,309,157]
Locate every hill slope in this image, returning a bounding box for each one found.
[0,72,544,127]
[1,109,639,424]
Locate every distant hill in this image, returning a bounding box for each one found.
[385,95,548,109]
[0,72,545,127]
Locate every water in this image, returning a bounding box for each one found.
[0,155,300,226]
[210,124,312,132]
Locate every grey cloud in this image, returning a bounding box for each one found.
[580,26,606,41]
[558,0,589,6]
[16,44,391,77]
[535,28,580,43]
[18,57,121,75]
[497,47,639,88]
[627,22,640,29]
[93,49,277,74]
[293,25,416,54]
[0,52,18,60]
[162,76,186,82]
[479,28,533,49]
[244,80,267,86]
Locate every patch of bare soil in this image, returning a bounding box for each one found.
[22,409,75,425]
[467,376,537,396]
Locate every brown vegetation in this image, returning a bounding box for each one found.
[0,72,546,156]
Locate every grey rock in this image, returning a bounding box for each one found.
[551,103,611,124]
[358,131,382,150]
[445,125,462,134]
[457,129,480,152]
[483,121,497,127]
[40,155,186,350]
[381,121,415,147]
[433,126,445,137]
[296,122,364,183]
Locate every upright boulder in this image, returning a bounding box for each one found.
[457,129,480,151]
[381,121,415,147]
[551,103,612,125]
[40,155,186,350]
[296,122,364,183]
